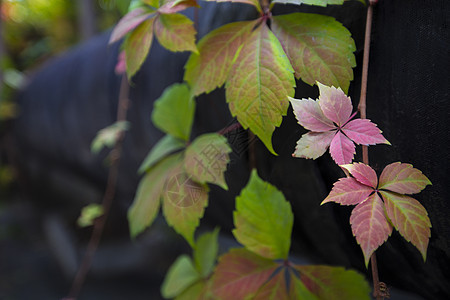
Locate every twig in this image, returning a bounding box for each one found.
[64,74,130,300]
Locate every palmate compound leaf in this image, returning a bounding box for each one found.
[184,133,232,190]
[380,191,431,261]
[128,152,183,238]
[204,0,262,13]
[162,163,209,246]
[379,162,432,194]
[271,13,356,92]
[184,20,258,96]
[233,170,293,260]
[153,13,197,53]
[295,265,371,299]
[161,254,201,299]
[152,83,195,141]
[210,248,278,300]
[226,23,295,155]
[350,193,393,267]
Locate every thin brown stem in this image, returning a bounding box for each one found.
[64,75,130,300]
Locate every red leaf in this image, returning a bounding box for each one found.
[158,0,199,14]
[318,83,352,126]
[321,177,373,206]
[329,130,355,165]
[293,131,335,160]
[350,193,393,267]
[341,162,378,188]
[211,248,278,299]
[342,119,390,145]
[253,270,290,300]
[380,191,431,261]
[289,97,335,132]
[109,8,153,44]
[379,162,432,194]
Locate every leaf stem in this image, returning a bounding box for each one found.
[64,75,130,300]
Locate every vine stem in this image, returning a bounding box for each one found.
[64,74,130,300]
[358,1,385,299]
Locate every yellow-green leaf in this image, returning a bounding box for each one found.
[161,255,201,299]
[77,204,104,227]
[154,13,197,53]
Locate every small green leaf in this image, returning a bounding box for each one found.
[194,228,220,278]
[91,121,130,154]
[77,204,104,227]
[162,164,209,246]
[152,83,195,141]
[124,17,155,79]
[233,170,293,260]
[271,13,356,92]
[138,135,186,174]
[154,13,198,53]
[128,153,183,238]
[161,255,201,299]
[184,133,231,190]
[226,23,295,154]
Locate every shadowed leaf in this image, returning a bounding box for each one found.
[77,204,104,227]
[154,13,197,53]
[91,121,129,154]
[205,0,262,12]
[253,269,291,300]
[161,255,200,299]
[174,280,208,300]
[379,162,432,194]
[321,177,373,205]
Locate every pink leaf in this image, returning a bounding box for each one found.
[293,131,335,160]
[350,193,393,267]
[317,82,352,126]
[380,191,431,261]
[329,131,355,165]
[158,0,199,14]
[378,162,432,194]
[342,119,390,145]
[340,163,378,188]
[109,8,153,44]
[211,248,278,299]
[321,177,373,206]
[289,97,335,132]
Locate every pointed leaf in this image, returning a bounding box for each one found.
[226,23,295,154]
[289,97,335,132]
[154,13,197,53]
[184,133,231,190]
[271,14,356,92]
[211,248,278,300]
[295,265,371,299]
[152,83,195,141]
[272,0,345,6]
[162,165,209,246]
[124,17,155,79]
[340,162,378,188]
[161,255,200,299]
[109,8,154,44]
[194,228,220,278]
[233,170,293,259]
[253,269,291,300]
[380,191,431,261]
[379,162,432,194]
[342,119,390,145]
[184,20,256,96]
[329,130,355,165]
[350,193,393,267]
[204,0,262,13]
[158,0,199,14]
[128,153,183,238]
[321,177,373,205]
[293,131,335,160]
[317,83,353,126]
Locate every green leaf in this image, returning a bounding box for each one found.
[161,255,201,299]
[124,17,155,79]
[380,191,431,261]
[184,133,231,190]
[194,228,220,278]
[295,265,371,299]
[151,83,195,141]
[233,170,293,260]
[204,0,262,13]
[184,20,257,96]
[272,0,344,6]
[226,23,295,154]
[162,164,209,246]
[154,13,198,53]
[91,121,130,154]
[271,13,356,92]
[210,248,278,300]
[138,134,186,174]
[77,204,104,227]
[289,272,319,300]
[175,280,208,300]
[128,153,183,238]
